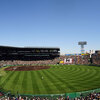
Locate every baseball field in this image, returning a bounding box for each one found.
[0,65,100,95]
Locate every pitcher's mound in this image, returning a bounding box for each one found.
[4,65,50,71]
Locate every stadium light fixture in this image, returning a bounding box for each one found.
[78,41,87,54]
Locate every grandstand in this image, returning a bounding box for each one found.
[91,50,100,65]
[0,46,60,61]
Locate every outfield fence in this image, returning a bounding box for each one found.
[1,88,100,99]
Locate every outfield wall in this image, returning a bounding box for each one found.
[1,87,100,99]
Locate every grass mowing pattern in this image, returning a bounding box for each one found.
[0,65,100,94]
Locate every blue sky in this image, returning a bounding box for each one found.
[0,0,100,54]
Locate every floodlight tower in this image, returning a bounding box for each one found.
[78,41,87,54]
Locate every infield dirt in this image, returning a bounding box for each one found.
[4,65,50,71]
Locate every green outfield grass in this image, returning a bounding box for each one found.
[0,65,100,95]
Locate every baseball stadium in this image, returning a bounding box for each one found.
[0,45,100,100]
[1,0,100,99]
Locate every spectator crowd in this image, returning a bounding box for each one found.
[91,54,100,65]
[0,92,100,100]
[0,55,91,67]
